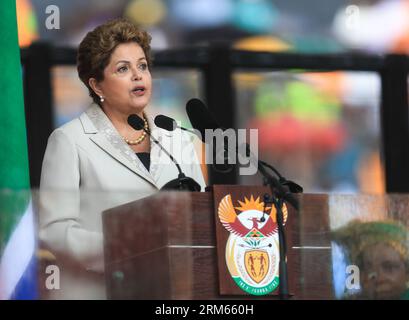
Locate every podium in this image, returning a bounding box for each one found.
[102,186,334,299]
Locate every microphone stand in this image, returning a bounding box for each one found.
[154,114,297,294]
[238,143,299,299]
[257,161,299,300]
[224,141,300,299]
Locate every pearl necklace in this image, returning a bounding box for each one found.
[123,116,149,145]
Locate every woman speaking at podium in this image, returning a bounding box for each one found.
[39,18,205,299]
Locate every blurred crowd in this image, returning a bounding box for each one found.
[17,0,409,193]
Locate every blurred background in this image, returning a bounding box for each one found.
[9,0,409,301]
[17,0,409,194]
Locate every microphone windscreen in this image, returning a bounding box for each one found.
[186,98,220,140]
[154,115,176,131]
[127,114,145,130]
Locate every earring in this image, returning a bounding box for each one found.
[100,96,104,103]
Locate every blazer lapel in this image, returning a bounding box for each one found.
[82,104,158,187]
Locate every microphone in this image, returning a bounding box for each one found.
[127,114,201,192]
[185,98,303,200]
[154,114,176,131]
[154,114,197,135]
[186,98,221,142]
[186,99,234,173]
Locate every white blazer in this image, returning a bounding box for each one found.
[39,103,206,299]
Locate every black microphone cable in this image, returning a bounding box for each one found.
[127,114,201,192]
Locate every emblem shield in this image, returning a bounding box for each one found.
[244,249,269,283]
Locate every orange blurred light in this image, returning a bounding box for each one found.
[16,0,38,47]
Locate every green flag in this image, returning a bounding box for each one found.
[0,0,36,300]
[0,1,30,189]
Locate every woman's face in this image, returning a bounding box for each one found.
[91,42,152,116]
[361,243,408,299]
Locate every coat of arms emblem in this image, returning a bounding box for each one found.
[218,194,288,295]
